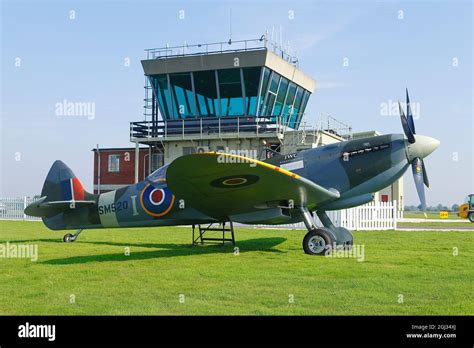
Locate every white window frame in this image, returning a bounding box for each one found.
[108,154,120,173]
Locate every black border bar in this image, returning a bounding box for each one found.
[0,316,472,346]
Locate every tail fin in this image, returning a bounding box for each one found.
[25,160,96,218]
[41,160,88,202]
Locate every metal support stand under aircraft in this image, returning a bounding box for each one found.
[300,207,353,255]
[63,229,82,243]
[192,222,235,246]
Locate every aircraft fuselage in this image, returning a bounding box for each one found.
[42,133,411,230]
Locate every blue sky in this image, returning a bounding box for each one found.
[1,0,472,206]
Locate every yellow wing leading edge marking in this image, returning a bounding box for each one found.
[197,152,300,180]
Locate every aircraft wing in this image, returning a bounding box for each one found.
[166,152,339,220]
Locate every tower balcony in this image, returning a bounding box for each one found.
[129,115,304,143]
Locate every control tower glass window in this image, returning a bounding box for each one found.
[242,67,261,116]
[261,72,280,116]
[258,68,271,115]
[282,82,297,125]
[169,72,195,119]
[218,69,244,116]
[194,70,219,117]
[150,74,171,119]
[298,91,311,126]
[272,77,289,117]
[146,66,311,129]
[288,87,304,128]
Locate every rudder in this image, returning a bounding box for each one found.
[41,160,87,202]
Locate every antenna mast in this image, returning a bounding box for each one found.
[229,8,232,43]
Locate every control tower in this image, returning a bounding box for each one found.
[130,37,349,182]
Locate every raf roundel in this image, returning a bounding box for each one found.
[210,174,259,188]
[140,183,175,217]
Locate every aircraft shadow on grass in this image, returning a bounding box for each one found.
[5,237,286,265]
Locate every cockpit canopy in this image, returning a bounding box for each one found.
[146,164,169,187]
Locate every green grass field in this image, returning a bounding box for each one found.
[398,221,472,228]
[0,220,472,315]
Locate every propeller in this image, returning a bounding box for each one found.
[406,88,416,134]
[399,89,433,212]
[398,101,415,143]
[411,157,427,211]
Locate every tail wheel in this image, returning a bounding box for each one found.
[63,233,74,243]
[303,228,335,256]
[468,212,474,223]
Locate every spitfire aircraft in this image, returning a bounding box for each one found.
[25,90,439,255]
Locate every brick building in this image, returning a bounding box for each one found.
[92,147,163,194]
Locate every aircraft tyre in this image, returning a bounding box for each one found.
[63,233,75,243]
[303,228,335,256]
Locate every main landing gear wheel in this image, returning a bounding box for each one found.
[63,234,75,243]
[303,228,335,256]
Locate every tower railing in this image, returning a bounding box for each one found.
[130,115,291,141]
[144,37,298,67]
[130,112,352,143]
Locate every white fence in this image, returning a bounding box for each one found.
[337,201,401,230]
[0,197,402,230]
[0,197,41,221]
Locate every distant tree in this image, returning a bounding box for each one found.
[436,204,444,211]
[452,204,460,212]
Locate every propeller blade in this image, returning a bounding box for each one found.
[412,157,427,211]
[399,101,416,143]
[406,88,416,134]
[421,159,430,188]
